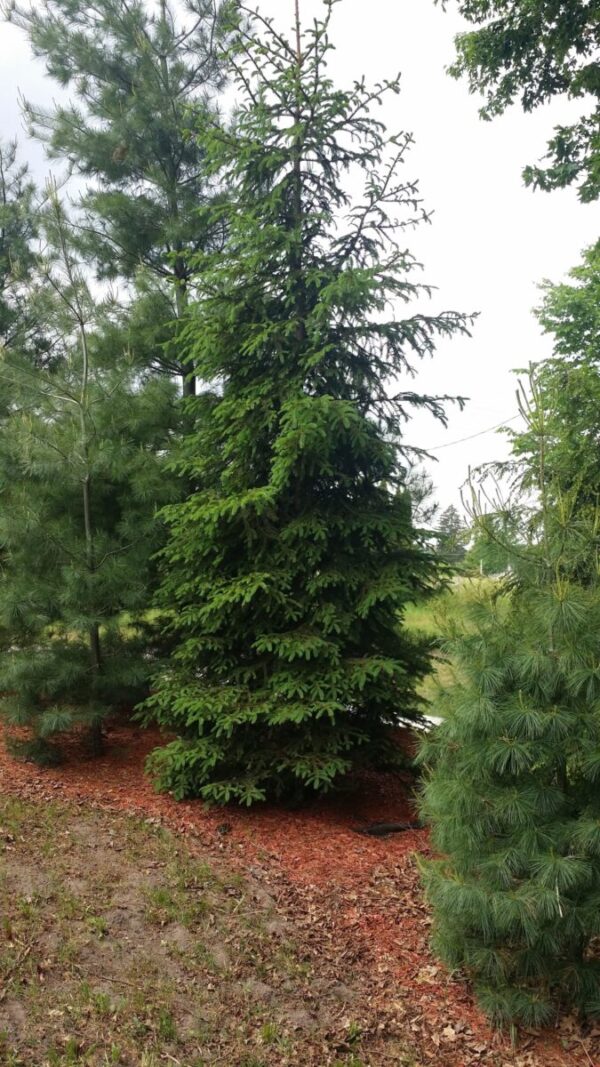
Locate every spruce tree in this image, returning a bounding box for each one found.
[143,0,471,805]
[0,188,178,760]
[5,0,239,393]
[435,504,467,564]
[420,370,600,1029]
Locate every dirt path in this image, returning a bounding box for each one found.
[0,724,595,1066]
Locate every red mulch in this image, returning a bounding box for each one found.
[0,723,596,1067]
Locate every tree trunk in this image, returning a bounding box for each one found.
[79,315,104,755]
[86,713,104,757]
[81,444,104,756]
[156,6,196,401]
[47,187,107,758]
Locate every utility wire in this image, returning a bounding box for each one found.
[428,415,521,452]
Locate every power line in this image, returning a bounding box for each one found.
[428,415,521,452]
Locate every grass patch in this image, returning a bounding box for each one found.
[405,578,504,705]
[0,796,418,1066]
[405,577,500,639]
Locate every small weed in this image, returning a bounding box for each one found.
[91,990,113,1016]
[56,937,81,964]
[259,1021,279,1045]
[16,894,39,920]
[144,881,207,927]
[3,1055,25,1067]
[64,1037,80,1063]
[128,1015,149,1040]
[346,1020,362,1044]
[157,1008,177,1041]
[85,914,108,938]
[147,886,176,911]
[57,892,80,920]
[47,1037,80,1065]
[144,886,181,925]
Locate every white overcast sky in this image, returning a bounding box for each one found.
[0,0,598,511]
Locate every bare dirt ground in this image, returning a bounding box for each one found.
[0,795,418,1066]
[0,723,597,1067]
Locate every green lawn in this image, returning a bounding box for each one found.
[404,578,500,707]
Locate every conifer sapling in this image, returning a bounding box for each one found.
[0,187,178,760]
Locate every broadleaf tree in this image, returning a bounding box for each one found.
[142,0,472,805]
[465,245,600,576]
[437,0,600,202]
[510,243,600,512]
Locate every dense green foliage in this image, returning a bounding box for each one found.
[420,371,600,1029]
[142,1,470,805]
[0,0,236,759]
[4,0,600,1035]
[0,140,48,362]
[464,244,600,578]
[442,248,600,1025]
[435,504,467,564]
[511,244,600,510]
[438,0,600,201]
[5,0,238,393]
[0,192,179,758]
[537,241,600,361]
[463,510,519,575]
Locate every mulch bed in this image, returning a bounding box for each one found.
[0,722,596,1067]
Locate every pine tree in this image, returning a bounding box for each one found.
[4,0,239,394]
[0,187,179,760]
[435,504,467,564]
[142,0,471,805]
[406,466,439,528]
[420,369,600,1029]
[0,140,46,361]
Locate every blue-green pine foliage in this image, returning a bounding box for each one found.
[0,195,179,760]
[6,0,240,394]
[420,369,600,1028]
